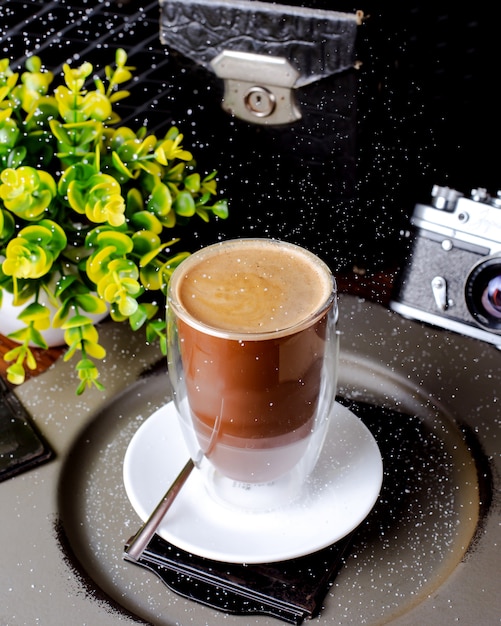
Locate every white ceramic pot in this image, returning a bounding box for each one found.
[0,289,109,347]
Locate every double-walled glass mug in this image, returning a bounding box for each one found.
[167,238,339,510]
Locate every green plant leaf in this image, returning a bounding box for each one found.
[7,146,27,168]
[75,293,108,314]
[81,92,112,121]
[86,244,116,283]
[62,314,93,329]
[158,210,176,228]
[162,251,190,273]
[145,318,165,342]
[115,48,128,67]
[4,345,24,361]
[173,190,196,217]
[159,333,167,355]
[74,357,105,395]
[139,263,163,291]
[119,295,138,316]
[119,276,141,295]
[129,302,158,331]
[25,348,38,369]
[165,161,185,182]
[6,363,26,385]
[147,183,172,217]
[212,199,230,219]
[138,160,163,176]
[0,208,16,242]
[195,207,209,223]
[130,211,163,234]
[111,151,134,178]
[109,304,126,322]
[128,304,149,330]
[125,187,144,213]
[106,256,139,276]
[55,274,79,297]
[53,300,73,327]
[138,245,167,268]
[27,326,48,349]
[6,328,30,343]
[63,340,80,361]
[132,230,161,255]
[184,173,200,193]
[83,340,106,359]
[94,230,133,255]
[146,318,167,354]
[48,119,72,144]
[109,89,130,104]
[65,119,103,144]
[17,301,50,323]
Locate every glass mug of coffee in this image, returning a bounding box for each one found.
[167,238,339,510]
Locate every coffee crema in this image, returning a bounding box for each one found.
[174,238,333,335]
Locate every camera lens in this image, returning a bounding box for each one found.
[482,276,501,316]
[465,255,501,332]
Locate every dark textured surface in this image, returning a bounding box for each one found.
[1,1,500,272]
[156,1,360,271]
[159,0,359,86]
[126,532,354,624]
[0,378,53,481]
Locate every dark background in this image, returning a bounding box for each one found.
[1,1,500,274]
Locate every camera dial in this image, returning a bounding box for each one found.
[465,255,501,332]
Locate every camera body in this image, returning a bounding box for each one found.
[390,185,501,346]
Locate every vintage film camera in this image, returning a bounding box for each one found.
[390,185,501,347]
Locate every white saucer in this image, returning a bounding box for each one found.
[123,401,383,564]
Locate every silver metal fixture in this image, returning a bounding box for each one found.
[210,50,301,125]
[431,276,448,311]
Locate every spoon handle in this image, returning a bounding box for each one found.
[124,457,194,562]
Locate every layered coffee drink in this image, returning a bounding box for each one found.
[167,238,337,488]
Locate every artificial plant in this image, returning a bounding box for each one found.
[0,48,228,393]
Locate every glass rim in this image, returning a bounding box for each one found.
[167,238,337,341]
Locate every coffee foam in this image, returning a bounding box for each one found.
[173,239,333,334]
